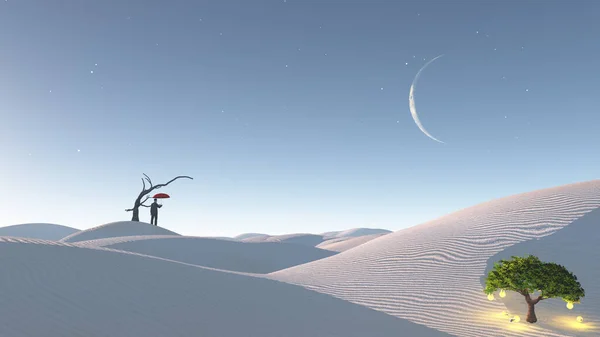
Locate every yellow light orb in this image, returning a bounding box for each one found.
[576,316,583,323]
[567,302,574,310]
[510,315,521,323]
[487,293,495,301]
[499,289,506,298]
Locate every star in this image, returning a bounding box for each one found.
[94,63,98,66]
[476,30,479,34]
[285,64,288,68]
[525,88,529,92]
[90,70,94,74]
[504,116,507,119]
[380,87,384,91]
[77,149,81,152]
[405,62,408,66]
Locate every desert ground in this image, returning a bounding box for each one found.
[1,180,598,336]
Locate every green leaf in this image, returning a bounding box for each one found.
[483,255,584,303]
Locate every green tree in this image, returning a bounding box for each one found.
[484,255,584,323]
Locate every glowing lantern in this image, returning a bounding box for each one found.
[566,302,574,310]
[499,289,506,298]
[509,315,521,323]
[576,316,583,323]
[487,293,495,301]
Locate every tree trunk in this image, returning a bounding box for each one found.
[131,208,140,221]
[524,292,542,323]
[526,302,537,323]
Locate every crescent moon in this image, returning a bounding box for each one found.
[409,54,445,144]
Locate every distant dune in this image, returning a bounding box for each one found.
[0,223,79,241]
[77,235,338,274]
[317,233,388,252]
[60,221,180,243]
[0,238,452,337]
[271,180,600,337]
[239,228,391,250]
[234,233,269,240]
[325,228,392,239]
[242,233,325,247]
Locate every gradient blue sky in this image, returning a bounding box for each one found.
[1,1,599,237]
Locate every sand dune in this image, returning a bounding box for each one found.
[60,221,180,243]
[242,233,325,247]
[234,233,269,240]
[240,228,391,249]
[76,235,338,273]
[72,235,183,248]
[317,233,388,252]
[0,223,79,241]
[324,228,392,239]
[0,238,452,337]
[270,180,600,337]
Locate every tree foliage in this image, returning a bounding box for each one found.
[484,255,584,303]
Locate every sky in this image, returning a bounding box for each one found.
[1,1,599,237]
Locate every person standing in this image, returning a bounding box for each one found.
[150,198,162,226]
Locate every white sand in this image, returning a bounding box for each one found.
[0,238,452,337]
[76,235,337,274]
[270,180,600,337]
[60,221,180,243]
[0,223,79,241]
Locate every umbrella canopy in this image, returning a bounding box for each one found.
[152,193,170,199]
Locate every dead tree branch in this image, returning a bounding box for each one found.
[125,174,193,221]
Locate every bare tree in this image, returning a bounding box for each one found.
[125,173,193,222]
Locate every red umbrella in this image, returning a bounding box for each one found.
[152,193,170,199]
